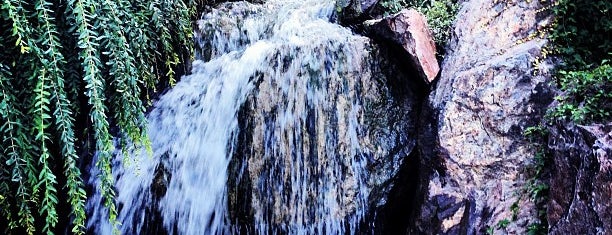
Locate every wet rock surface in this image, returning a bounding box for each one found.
[364,9,439,83]
[228,39,424,233]
[195,1,273,62]
[548,123,612,235]
[414,0,555,233]
[214,2,429,230]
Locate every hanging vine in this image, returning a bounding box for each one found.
[0,0,210,234]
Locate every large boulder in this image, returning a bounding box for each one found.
[208,1,427,233]
[415,0,555,233]
[547,123,612,234]
[228,40,423,233]
[364,9,439,83]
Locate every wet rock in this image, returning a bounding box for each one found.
[151,161,171,199]
[415,0,555,233]
[228,33,423,234]
[548,123,612,235]
[364,9,439,83]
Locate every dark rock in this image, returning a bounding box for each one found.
[364,9,439,83]
[151,162,170,199]
[227,34,424,233]
[335,0,381,25]
[414,0,556,233]
[548,123,612,235]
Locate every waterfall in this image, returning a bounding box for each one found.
[86,0,417,234]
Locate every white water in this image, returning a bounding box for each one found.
[87,0,376,234]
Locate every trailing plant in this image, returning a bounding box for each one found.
[548,0,611,68]
[0,0,209,234]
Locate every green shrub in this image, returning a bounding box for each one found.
[379,0,412,14]
[546,0,612,124]
[549,62,612,123]
[549,0,612,68]
[419,0,459,48]
[523,1,610,233]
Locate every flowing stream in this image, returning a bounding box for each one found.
[86,0,416,234]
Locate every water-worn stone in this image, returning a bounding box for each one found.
[364,9,439,83]
[415,0,555,233]
[548,123,612,235]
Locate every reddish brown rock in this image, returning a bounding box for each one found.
[364,9,440,83]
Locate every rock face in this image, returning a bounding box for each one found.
[414,0,555,233]
[547,123,612,234]
[364,9,439,83]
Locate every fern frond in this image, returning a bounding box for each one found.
[1,0,204,233]
[29,1,89,234]
[29,0,78,232]
[1,1,42,233]
[1,0,32,54]
[152,0,181,85]
[30,68,58,235]
[128,0,157,98]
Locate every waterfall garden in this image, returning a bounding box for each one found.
[0,0,610,234]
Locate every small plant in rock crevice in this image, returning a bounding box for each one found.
[545,0,612,124]
[519,125,551,235]
[548,61,612,124]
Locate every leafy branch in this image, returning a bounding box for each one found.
[0,0,203,233]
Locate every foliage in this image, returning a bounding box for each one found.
[527,222,547,235]
[496,219,510,229]
[548,62,612,123]
[379,0,411,14]
[379,0,459,53]
[546,0,612,124]
[549,0,612,68]
[0,0,206,234]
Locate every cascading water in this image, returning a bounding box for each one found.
[87,0,418,234]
